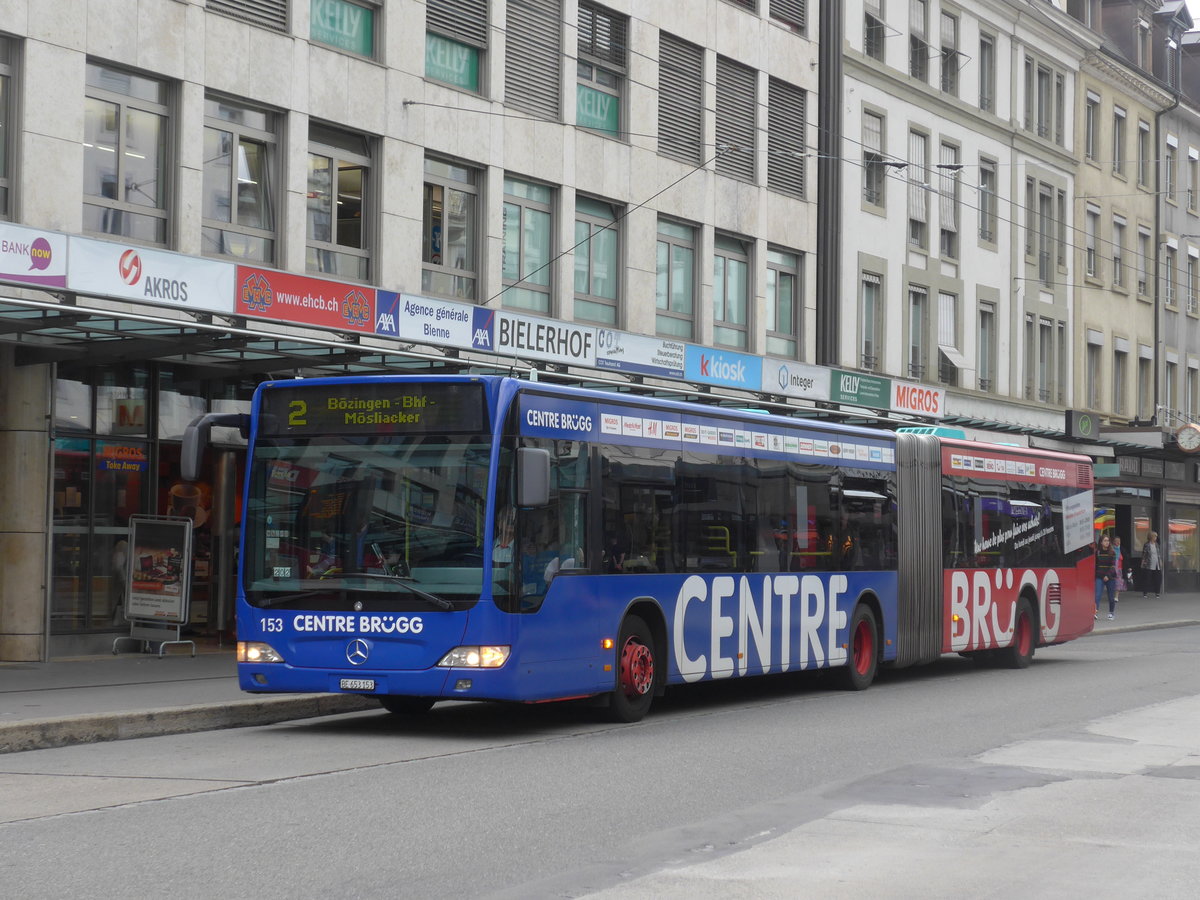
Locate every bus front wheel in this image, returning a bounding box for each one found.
[379,696,436,715]
[836,605,879,691]
[606,615,656,723]
[998,597,1036,669]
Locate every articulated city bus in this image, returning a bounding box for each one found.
[183,375,1095,722]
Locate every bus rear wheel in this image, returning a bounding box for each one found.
[606,615,656,723]
[378,696,436,715]
[998,597,1036,669]
[836,605,878,691]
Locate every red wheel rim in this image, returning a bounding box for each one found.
[620,637,654,697]
[1015,609,1032,657]
[852,620,873,676]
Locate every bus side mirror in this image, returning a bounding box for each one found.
[517,447,551,508]
[182,413,250,481]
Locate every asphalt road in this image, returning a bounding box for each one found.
[2,626,1198,898]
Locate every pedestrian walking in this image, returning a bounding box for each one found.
[1095,533,1117,620]
[1140,531,1162,598]
[1112,536,1125,602]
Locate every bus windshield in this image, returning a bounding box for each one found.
[243,433,493,610]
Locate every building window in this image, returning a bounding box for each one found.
[425,0,487,92]
[1189,153,1198,211]
[1084,93,1099,161]
[1112,107,1126,177]
[202,96,276,263]
[1189,253,1199,315]
[978,34,995,112]
[865,2,886,61]
[1137,353,1152,419]
[1057,190,1067,268]
[1035,64,1051,138]
[1166,360,1178,414]
[1057,322,1067,404]
[574,196,620,325]
[501,176,554,313]
[909,0,929,82]
[713,235,750,349]
[862,110,886,207]
[658,33,704,164]
[1085,207,1099,277]
[1138,228,1151,295]
[907,130,928,249]
[208,0,288,31]
[939,142,959,259]
[310,0,379,58]
[979,158,997,242]
[977,303,995,392]
[656,219,695,340]
[1137,121,1150,187]
[0,36,11,217]
[766,248,800,357]
[907,284,927,379]
[505,0,562,120]
[1024,314,1035,400]
[937,291,959,387]
[1054,73,1065,145]
[1038,318,1053,402]
[768,77,805,197]
[1024,177,1035,257]
[306,123,371,281]
[861,272,881,370]
[1166,142,1178,202]
[1037,187,1053,285]
[716,56,757,183]
[1023,59,1033,131]
[1112,218,1125,289]
[1190,365,1200,419]
[1086,340,1101,409]
[1166,246,1178,307]
[770,0,806,33]
[83,62,170,245]
[422,157,478,301]
[1113,348,1127,416]
[940,12,959,95]
[577,3,627,137]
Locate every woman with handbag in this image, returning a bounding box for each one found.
[1140,531,1162,598]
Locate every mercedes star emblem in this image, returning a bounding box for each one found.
[346,639,370,666]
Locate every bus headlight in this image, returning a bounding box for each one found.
[438,646,510,668]
[238,642,285,663]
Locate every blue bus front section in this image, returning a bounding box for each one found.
[238,569,897,703]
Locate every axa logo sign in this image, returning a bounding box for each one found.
[472,307,496,351]
[375,291,401,337]
[685,346,761,390]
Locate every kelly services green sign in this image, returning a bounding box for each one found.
[830,369,890,408]
[577,84,619,134]
[311,0,374,57]
[426,33,480,91]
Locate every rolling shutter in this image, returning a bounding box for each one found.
[505,0,562,120]
[658,34,704,164]
[771,0,807,31]
[207,0,288,32]
[716,56,757,182]
[768,76,805,198]
[427,0,488,48]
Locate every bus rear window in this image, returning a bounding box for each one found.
[259,382,486,437]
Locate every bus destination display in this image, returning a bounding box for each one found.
[259,382,485,435]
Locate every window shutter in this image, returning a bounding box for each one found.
[579,2,627,69]
[716,56,757,182]
[505,0,562,120]
[427,0,489,48]
[207,0,288,32]
[658,34,704,164]
[939,144,957,232]
[768,77,805,198]
[908,132,928,223]
[771,0,806,31]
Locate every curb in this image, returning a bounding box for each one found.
[1085,619,1200,637]
[0,693,378,754]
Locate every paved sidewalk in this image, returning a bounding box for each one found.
[1,593,1196,754]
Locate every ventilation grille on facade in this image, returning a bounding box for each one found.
[768,77,806,198]
[579,2,627,68]
[716,56,757,182]
[207,0,288,32]
[772,0,807,31]
[658,33,704,164]
[1077,463,1093,488]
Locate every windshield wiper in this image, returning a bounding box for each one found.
[335,572,455,610]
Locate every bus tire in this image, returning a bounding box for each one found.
[378,696,436,715]
[837,604,879,691]
[998,596,1036,669]
[606,615,656,723]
